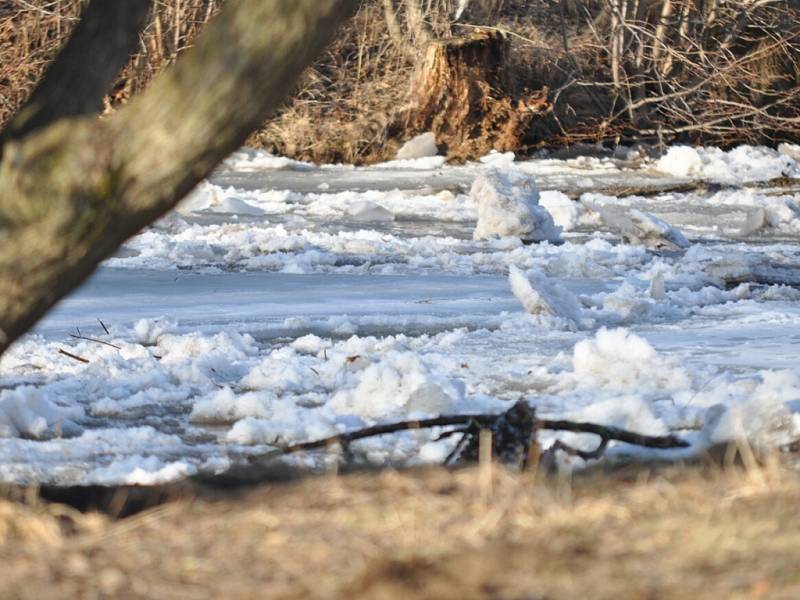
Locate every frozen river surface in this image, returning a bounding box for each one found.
[3,146,800,485]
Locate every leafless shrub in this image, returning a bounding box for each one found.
[569,0,800,146]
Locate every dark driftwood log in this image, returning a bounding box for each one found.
[0,0,359,354]
[257,401,690,468]
[408,29,550,162]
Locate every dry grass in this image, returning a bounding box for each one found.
[2,462,800,599]
[250,1,415,165]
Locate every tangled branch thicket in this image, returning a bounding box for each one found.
[1,0,799,163]
[579,0,800,146]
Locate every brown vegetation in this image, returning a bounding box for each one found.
[2,1,799,164]
[0,1,222,122]
[407,29,551,161]
[2,463,800,598]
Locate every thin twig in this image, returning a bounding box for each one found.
[58,348,89,363]
[69,333,121,350]
[98,319,110,335]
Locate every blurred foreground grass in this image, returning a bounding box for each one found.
[2,462,799,599]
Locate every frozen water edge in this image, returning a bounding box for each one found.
[3,146,800,485]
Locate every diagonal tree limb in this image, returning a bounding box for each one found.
[0,0,360,353]
[0,0,152,145]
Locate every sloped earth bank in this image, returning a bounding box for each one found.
[2,465,800,599]
[3,146,800,485]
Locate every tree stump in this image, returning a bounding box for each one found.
[409,29,549,162]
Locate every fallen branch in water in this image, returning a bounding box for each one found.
[251,401,690,468]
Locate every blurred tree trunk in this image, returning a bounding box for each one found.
[0,0,358,354]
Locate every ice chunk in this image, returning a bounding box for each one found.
[479,150,516,168]
[702,371,798,447]
[472,169,561,242]
[570,395,668,437]
[654,145,799,184]
[223,148,315,171]
[572,328,690,391]
[740,207,766,236]
[89,456,193,486]
[599,207,689,249]
[600,281,653,320]
[190,387,276,424]
[764,199,800,227]
[210,196,266,216]
[178,181,221,213]
[225,410,335,446]
[396,132,439,160]
[134,318,176,345]
[347,200,395,222]
[0,387,83,439]
[654,145,703,178]
[329,351,463,420]
[178,182,267,216]
[777,142,800,163]
[538,191,580,231]
[629,209,689,249]
[508,265,582,325]
[290,334,331,355]
[648,270,666,300]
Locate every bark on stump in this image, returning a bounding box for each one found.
[409,29,549,162]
